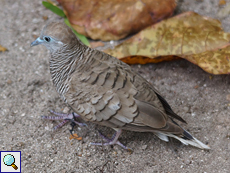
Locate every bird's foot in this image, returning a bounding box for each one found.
[91,129,132,151]
[41,110,87,130]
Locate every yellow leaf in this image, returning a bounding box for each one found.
[69,133,82,140]
[0,45,7,52]
[219,0,226,6]
[104,12,230,74]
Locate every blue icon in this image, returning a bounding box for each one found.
[1,151,21,172]
[3,154,18,170]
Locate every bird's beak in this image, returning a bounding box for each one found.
[31,37,43,47]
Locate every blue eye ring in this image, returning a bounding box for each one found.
[44,36,51,42]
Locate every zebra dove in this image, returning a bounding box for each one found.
[31,21,210,150]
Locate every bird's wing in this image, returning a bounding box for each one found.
[65,51,138,127]
[65,51,184,132]
[66,67,140,127]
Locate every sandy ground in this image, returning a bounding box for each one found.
[0,0,230,172]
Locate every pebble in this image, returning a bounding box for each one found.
[183,106,189,113]
[19,47,25,52]
[141,144,147,150]
[45,126,50,130]
[184,159,192,165]
[32,18,39,23]
[191,112,196,116]
[46,144,51,148]
[117,150,122,155]
[6,79,12,85]
[63,107,70,113]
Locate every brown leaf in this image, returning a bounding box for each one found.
[0,45,7,52]
[56,0,176,41]
[209,75,213,80]
[219,0,226,6]
[69,133,82,140]
[42,16,48,21]
[104,12,230,74]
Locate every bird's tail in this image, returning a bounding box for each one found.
[155,129,210,150]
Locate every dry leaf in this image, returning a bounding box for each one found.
[56,0,176,41]
[209,75,213,80]
[104,12,230,74]
[69,133,82,140]
[219,0,226,6]
[0,45,7,52]
[42,15,48,21]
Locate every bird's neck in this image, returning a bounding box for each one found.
[49,43,89,97]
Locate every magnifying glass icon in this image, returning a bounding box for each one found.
[3,154,18,170]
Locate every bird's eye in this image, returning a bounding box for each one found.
[44,36,51,42]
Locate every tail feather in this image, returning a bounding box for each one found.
[155,130,210,150]
[155,132,169,142]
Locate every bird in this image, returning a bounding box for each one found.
[31,21,210,150]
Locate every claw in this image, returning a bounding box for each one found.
[41,111,85,131]
[91,129,132,150]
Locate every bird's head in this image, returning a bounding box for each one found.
[31,21,78,52]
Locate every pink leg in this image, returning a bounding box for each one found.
[41,110,86,130]
[91,129,131,150]
[53,120,69,130]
